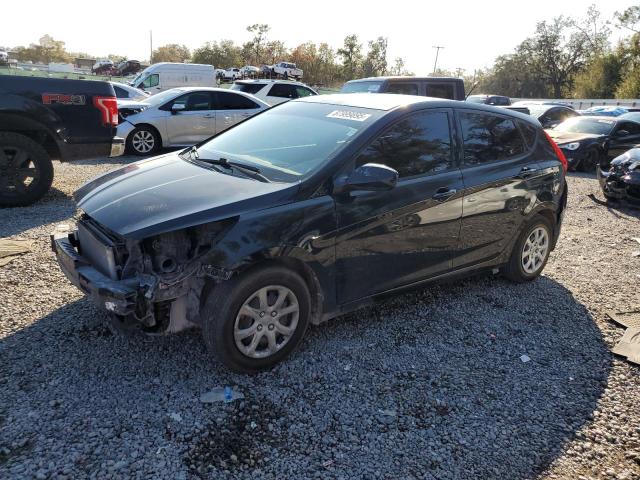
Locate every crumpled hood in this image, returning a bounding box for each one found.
[546,131,603,145]
[75,152,296,239]
[611,148,640,177]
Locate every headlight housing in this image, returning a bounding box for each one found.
[561,142,581,151]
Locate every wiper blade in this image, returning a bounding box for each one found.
[197,156,270,182]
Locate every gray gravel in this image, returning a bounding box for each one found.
[0,158,639,479]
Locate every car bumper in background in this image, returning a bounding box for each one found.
[597,165,640,203]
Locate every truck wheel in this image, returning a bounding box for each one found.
[502,215,553,283]
[127,126,160,156]
[0,132,54,207]
[201,266,311,373]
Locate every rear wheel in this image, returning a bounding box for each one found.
[127,126,160,156]
[201,266,311,373]
[503,215,553,282]
[0,132,54,207]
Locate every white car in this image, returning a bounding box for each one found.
[268,62,303,79]
[116,87,269,155]
[129,63,216,93]
[222,68,242,81]
[231,80,317,106]
[0,50,8,65]
[111,82,150,101]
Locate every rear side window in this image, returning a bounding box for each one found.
[216,92,260,110]
[518,121,538,148]
[356,110,454,178]
[386,82,419,95]
[113,86,127,98]
[268,84,297,99]
[460,112,527,165]
[425,83,454,100]
[295,86,316,98]
[232,83,267,94]
[341,81,383,93]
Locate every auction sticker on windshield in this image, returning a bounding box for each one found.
[326,110,372,122]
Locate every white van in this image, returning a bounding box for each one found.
[129,63,216,93]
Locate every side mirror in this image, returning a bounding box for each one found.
[335,163,399,194]
[616,129,629,137]
[171,103,186,114]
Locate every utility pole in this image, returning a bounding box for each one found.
[432,45,444,74]
[149,30,153,64]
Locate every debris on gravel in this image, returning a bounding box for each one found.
[0,160,638,479]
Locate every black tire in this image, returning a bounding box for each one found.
[580,148,601,172]
[503,215,554,283]
[126,125,160,156]
[0,132,54,207]
[201,265,311,373]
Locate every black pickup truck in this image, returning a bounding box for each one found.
[0,76,124,207]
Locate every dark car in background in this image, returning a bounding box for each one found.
[52,93,567,372]
[514,102,580,129]
[0,75,123,206]
[546,116,640,171]
[467,94,511,106]
[341,76,466,101]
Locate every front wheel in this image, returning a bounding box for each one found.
[580,148,601,172]
[0,132,54,207]
[201,266,311,373]
[503,215,553,282]
[127,126,160,156]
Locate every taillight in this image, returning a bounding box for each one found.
[93,96,118,126]
[544,130,567,173]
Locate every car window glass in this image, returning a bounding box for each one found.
[232,83,266,94]
[386,83,419,95]
[113,86,126,98]
[142,74,159,88]
[460,112,527,165]
[425,83,454,99]
[620,121,640,135]
[172,92,211,111]
[518,121,538,148]
[268,84,297,99]
[356,111,454,178]
[295,86,315,98]
[216,92,260,110]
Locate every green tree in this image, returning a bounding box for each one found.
[615,5,640,33]
[264,40,287,65]
[362,37,388,77]
[192,40,242,68]
[152,44,190,63]
[573,53,623,98]
[337,34,363,80]
[245,24,270,65]
[13,35,72,63]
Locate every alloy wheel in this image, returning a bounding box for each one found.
[0,145,40,198]
[233,285,300,359]
[131,130,155,154]
[521,226,549,274]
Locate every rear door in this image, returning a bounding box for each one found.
[454,110,540,268]
[164,91,215,145]
[335,108,464,304]
[213,91,263,133]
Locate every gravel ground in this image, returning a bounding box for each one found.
[0,157,639,480]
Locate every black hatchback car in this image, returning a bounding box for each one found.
[52,94,568,372]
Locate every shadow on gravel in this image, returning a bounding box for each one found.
[0,188,76,237]
[0,275,611,480]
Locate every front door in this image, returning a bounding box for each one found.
[453,110,541,268]
[335,109,463,305]
[165,91,215,145]
[608,120,640,159]
[213,91,263,134]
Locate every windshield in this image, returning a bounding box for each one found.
[194,101,382,182]
[466,95,487,104]
[143,89,184,107]
[555,117,615,135]
[341,81,383,93]
[231,83,266,94]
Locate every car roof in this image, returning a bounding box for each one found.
[297,93,538,123]
[234,79,308,86]
[345,76,461,83]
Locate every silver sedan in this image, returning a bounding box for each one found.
[117,87,270,155]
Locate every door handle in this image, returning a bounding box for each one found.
[518,166,539,178]
[432,187,457,201]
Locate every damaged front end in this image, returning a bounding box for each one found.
[598,148,640,204]
[51,214,234,333]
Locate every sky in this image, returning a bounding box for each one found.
[1,0,636,75]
